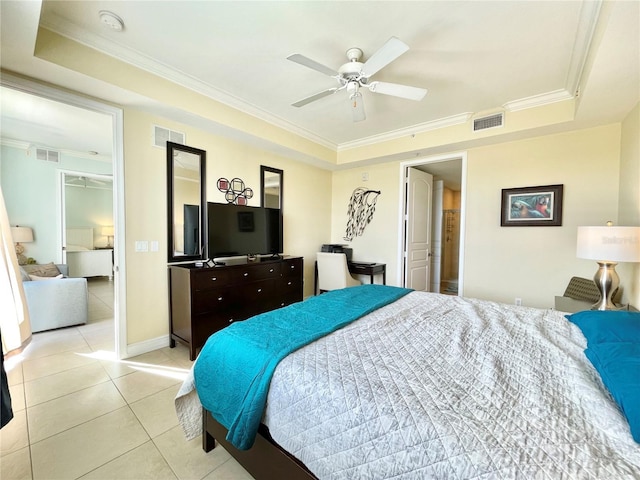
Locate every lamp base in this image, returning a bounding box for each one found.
[591,261,620,311]
[15,243,27,265]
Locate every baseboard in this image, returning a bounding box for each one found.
[124,335,170,359]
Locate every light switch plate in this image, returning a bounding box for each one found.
[135,241,149,252]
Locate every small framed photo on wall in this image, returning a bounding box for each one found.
[501,184,563,227]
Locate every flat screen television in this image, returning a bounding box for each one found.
[207,202,283,259]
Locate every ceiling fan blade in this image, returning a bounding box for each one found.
[368,81,427,101]
[361,36,410,78]
[287,54,338,77]
[292,88,338,107]
[350,93,366,122]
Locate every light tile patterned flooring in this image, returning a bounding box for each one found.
[1,277,254,480]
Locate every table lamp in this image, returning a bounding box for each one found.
[11,226,34,265]
[576,224,640,310]
[102,226,114,247]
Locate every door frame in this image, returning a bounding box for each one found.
[58,170,114,264]
[1,72,127,358]
[397,151,468,294]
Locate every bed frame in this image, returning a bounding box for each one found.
[202,408,317,480]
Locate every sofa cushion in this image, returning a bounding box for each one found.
[22,262,61,277]
[29,273,64,281]
[19,267,31,282]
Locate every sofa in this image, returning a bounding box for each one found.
[20,263,88,333]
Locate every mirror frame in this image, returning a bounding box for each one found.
[167,142,207,263]
[260,165,283,210]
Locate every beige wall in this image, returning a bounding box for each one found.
[617,102,640,307]
[331,163,403,285]
[331,124,626,309]
[123,109,331,345]
[463,124,621,307]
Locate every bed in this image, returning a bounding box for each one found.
[65,228,113,280]
[175,285,640,479]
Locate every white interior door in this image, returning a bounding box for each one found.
[404,167,433,291]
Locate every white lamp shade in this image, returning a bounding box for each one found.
[577,226,640,263]
[11,226,34,243]
[102,226,114,236]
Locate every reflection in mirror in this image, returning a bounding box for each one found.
[260,166,283,210]
[167,142,206,263]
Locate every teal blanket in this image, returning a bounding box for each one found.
[193,284,412,450]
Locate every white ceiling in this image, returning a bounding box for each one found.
[0,1,638,168]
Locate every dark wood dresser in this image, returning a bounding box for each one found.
[168,256,303,360]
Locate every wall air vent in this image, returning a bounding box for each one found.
[36,148,60,163]
[473,113,504,132]
[153,125,185,148]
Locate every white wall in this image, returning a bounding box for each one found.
[1,145,112,263]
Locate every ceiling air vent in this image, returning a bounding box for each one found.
[153,125,185,148]
[473,113,504,132]
[36,148,60,163]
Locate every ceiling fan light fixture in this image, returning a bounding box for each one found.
[350,91,366,122]
[288,36,424,121]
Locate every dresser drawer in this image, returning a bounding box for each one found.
[192,269,232,291]
[242,279,280,316]
[282,257,303,278]
[280,276,303,307]
[193,286,240,314]
[229,262,280,283]
[192,312,236,344]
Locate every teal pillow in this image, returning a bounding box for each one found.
[585,342,640,443]
[566,310,640,345]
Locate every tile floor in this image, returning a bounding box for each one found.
[1,277,254,480]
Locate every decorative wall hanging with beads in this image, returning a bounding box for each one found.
[344,187,381,241]
[217,177,254,205]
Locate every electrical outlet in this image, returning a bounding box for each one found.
[515,298,522,306]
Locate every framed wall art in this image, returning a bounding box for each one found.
[501,184,563,227]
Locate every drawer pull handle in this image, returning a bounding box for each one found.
[228,319,234,323]
[290,265,295,269]
[243,272,249,277]
[269,268,274,273]
[288,281,292,285]
[257,288,262,293]
[218,296,223,301]
[211,277,217,281]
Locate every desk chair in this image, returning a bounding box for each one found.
[316,252,361,293]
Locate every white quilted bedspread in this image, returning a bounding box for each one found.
[263,292,640,479]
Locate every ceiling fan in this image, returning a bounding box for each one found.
[287,36,427,122]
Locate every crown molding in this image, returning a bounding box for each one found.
[565,0,603,97]
[39,1,601,155]
[39,16,337,151]
[0,138,111,162]
[503,89,574,112]
[338,113,473,152]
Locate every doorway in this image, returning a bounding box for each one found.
[399,152,466,295]
[0,73,126,357]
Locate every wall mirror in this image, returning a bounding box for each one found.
[260,166,283,210]
[167,142,206,263]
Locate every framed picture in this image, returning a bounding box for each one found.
[501,184,563,227]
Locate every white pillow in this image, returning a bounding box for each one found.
[29,273,64,281]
